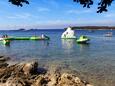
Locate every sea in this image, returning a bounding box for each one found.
[0,29,115,86]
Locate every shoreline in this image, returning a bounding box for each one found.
[0,56,93,86]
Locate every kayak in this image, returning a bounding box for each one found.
[77,35,90,43]
[2,40,10,45]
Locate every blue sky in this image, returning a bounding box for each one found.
[0,0,115,29]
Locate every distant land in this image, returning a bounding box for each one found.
[17,26,115,31]
[71,26,115,30]
[1,26,115,31]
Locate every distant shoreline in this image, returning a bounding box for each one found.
[0,26,115,31]
[71,26,115,30]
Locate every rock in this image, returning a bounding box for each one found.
[47,74,58,86]
[58,73,85,86]
[0,61,93,86]
[5,77,25,86]
[86,84,94,86]
[22,61,38,75]
[32,76,43,86]
[0,56,10,62]
[0,56,10,68]
[32,75,50,86]
[0,63,8,68]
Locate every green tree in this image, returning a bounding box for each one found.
[9,0,114,13]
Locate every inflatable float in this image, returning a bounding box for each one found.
[1,40,10,45]
[1,36,50,40]
[77,35,90,43]
[61,27,76,39]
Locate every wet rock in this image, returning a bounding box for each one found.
[0,56,10,68]
[0,63,8,68]
[0,56,10,62]
[37,67,47,74]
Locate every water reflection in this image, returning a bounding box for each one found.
[61,39,76,49]
[0,41,10,47]
[102,36,112,41]
[77,43,90,52]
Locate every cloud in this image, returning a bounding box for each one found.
[37,7,50,12]
[1,19,115,30]
[7,13,32,19]
[104,13,115,17]
[67,9,92,14]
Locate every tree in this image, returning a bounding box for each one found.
[9,0,29,7]
[9,0,114,13]
[73,0,114,13]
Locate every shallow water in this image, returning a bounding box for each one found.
[0,29,115,86]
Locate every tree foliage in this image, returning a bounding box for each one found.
[8,0,114,13]
[73,0,114,13]
[9,0,29,7]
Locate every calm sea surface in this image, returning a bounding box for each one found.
[0,29,115,86]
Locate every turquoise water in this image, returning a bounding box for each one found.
[0,29,115,86]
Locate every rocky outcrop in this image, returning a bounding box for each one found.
[0,60,93,86]
[0,56,9,68]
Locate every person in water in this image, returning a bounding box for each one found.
[41,34,45,38]
[41,34,49,39]
[2,34,8,38]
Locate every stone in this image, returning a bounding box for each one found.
[5,77,25,86]
[86,84,94,86]
[0,63,8,68]
[0,56,10,62]
[22,61,38,75]
[47,74,57,86]
[0,61,93,86]
[58,73,85,86]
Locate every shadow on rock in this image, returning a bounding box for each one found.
[37,67,47,74]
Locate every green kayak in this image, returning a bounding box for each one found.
[77,35,90,43]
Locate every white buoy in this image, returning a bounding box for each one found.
[61,27,76,39]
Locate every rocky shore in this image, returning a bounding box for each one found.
[0,56,93,86]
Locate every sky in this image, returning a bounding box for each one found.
[0,0,115,30]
